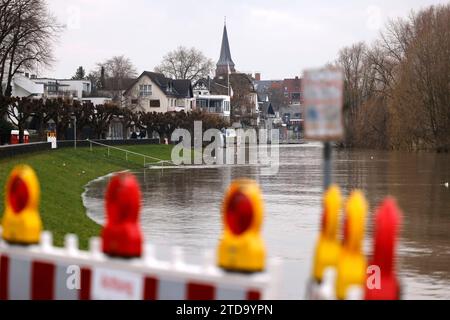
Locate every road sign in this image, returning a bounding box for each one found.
[302,68,344,141]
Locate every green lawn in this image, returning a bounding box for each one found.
[0,144,174,249]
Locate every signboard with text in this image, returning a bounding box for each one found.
[92,268,143,300]
[302,68,344,141]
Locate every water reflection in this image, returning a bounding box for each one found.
[83,144,450,299]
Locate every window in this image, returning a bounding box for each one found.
[283,113,291,123]
[139,84,152,97]
[291,93,301,100]
[47,82,57,94]
[167,82,173,93]
[150,99,160,108]
[131,99,138,105]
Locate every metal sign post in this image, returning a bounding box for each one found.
[323,141,332,190]
[302,67,344,191]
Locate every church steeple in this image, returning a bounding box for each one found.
[216,21,236,77]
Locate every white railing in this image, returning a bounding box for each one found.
[87,140,174,168]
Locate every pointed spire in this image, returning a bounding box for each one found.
[216,21,236,77]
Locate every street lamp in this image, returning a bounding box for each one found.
[71,115,77,150]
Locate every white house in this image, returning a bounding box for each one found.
[31,78,92,100]
[193,78,231,120]
[123,71,194,113]
[1,72,44,98]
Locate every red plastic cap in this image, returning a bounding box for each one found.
[9,176,29,214]
[105,174,141,224]
[373,197,402,272]
[365,197,402,300]
[226,192,254,236]
[102,173,143,258]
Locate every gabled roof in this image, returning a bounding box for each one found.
[267,103,275,116]
[123,71,193,98]
[172,79,193,98]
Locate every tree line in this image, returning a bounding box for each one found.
[0,96,228,144]
[335,4,450,151]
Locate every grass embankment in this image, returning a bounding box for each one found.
[0,144,173,249]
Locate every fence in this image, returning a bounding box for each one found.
[87,140,174,168]
[0,229,281,300]
[0,142,52,159]
[0,166,281,300]
[0,139,161,160]
[57,138,160,149]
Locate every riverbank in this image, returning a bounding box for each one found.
[0,144,173,249]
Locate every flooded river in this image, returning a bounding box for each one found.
[83,144,450,299]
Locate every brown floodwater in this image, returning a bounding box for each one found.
[83,143,450,299]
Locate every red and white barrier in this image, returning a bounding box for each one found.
[0,228,282,300]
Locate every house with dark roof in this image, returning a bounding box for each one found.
[123,71,194,113]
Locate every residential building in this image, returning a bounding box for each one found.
[1,72,44,98]
[31,78,92,99]
[281,76,303,105]
[254,74,303,106]
[193,78,231,120]
[123,71,194,113]
[253,75,284,119]
[279,104,304,129]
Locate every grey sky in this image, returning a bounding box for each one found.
[46,0,447,80]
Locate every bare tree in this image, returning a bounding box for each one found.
[5,97,38,142]
[101,55,137,81]
[336,42,378,146]
[89,103,120,139]
[0,0,63,97]
[93,55,137,100]
[155,46,214,82]
[335,4,450,151]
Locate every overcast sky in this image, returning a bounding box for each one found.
[45,0,446,80]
